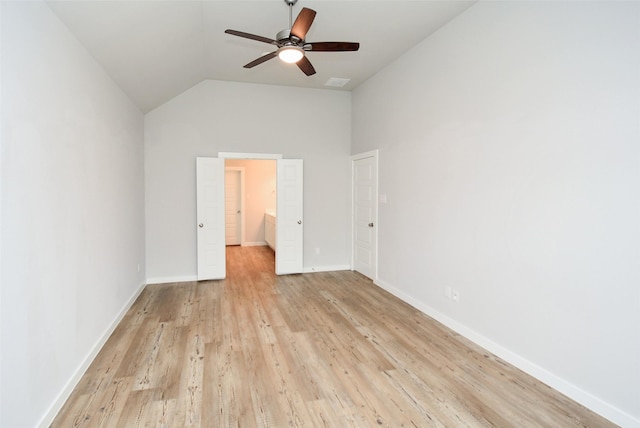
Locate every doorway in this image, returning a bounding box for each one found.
[224,159,276,248]
[196,154,304,280]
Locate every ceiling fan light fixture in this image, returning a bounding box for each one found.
[278,46,304,64]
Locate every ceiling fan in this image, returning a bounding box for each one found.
[224,0,360,76]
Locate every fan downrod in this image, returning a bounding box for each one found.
[284,0,299,31]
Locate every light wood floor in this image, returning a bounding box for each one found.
[52,246,614,427]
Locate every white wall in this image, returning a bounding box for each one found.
[225,159,276,246]
[0,2,145,427]
[145,80,351,282]
[352,1,639,426]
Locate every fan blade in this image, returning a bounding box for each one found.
[296,56,316,76]
[225,29,275,45]
[244,52,277,68]
[304,42,360,52]
[290,7,316,40]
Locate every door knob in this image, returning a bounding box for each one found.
[298,220,302,224]
[368,222,374,227]
[199,223,204,228]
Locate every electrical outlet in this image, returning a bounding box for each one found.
[445,286,452,299]
[452,289,460,302]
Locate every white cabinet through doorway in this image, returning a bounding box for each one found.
[265,211,276,250]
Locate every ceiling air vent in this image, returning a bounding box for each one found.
[324,77,351,88]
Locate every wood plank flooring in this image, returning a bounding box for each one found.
[52,246,615,427]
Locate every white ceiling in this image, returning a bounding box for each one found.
[46,0,476,112]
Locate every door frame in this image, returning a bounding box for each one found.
[218,152,304,275]
[224,166,245,246]
[351,149,379,280]
[219,152,283,161]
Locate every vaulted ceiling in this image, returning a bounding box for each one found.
[46,1,476,112]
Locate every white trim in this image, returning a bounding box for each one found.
[146,275,198,285]
[373,277,640,428]
[242,241,268,247]
[37,281,147,428]
[303,264,351,273]
[350,149,379,281]
[225,166,245,246]
[351,149,379,162]
[218,152,283,160]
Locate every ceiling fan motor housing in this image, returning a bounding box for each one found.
[276,29,294,43]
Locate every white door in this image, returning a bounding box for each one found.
[276,159,303,275]
[196,157,226,280]
[353,153,378,280]
[224,168,242,246]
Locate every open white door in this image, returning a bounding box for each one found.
[196,157,225,280]
[276,159,303,275]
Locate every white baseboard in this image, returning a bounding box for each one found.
[146,275,198,285]
[37,281,147,428]
[374,278,639,428]
[241,241,267,247]
[303,264,351,273]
